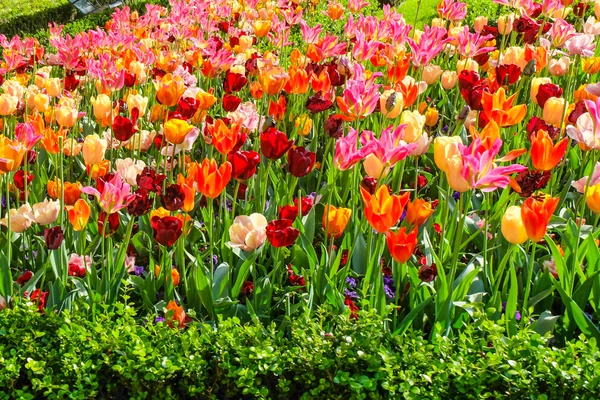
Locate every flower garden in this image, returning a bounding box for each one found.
[1,0,600,397]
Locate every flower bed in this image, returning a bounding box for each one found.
[0,0,599,350]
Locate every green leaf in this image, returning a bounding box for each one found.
[552,276,600,342]
[534,311,560,335]
[393,297,433,337]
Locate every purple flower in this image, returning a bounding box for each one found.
[154,316,165,324]
[383,275,396,300]
[344,289,359,299]
[452,191,460,200]
[346,277,358,289]
[132,265,145,276]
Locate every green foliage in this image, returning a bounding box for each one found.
[1,302,600,399]
[464,0,501,26]
[0,0,75,38]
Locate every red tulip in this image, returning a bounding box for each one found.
[305,91,333,113]
[175,97,199,120]
[14,169,34,191]
[17,270,33,285]
[496,64,521,86]
[151,216,183,247]
[136,167,166,193]
[266,219,300,247]
[228,150,261,180]
[526,116,560,140]
[536,83,563,108]
[222,94,242,112]
[223,71,247,93]
[324,114,344,138]
[279,197,314,220]
[161,183,186,211]
[260,127,293,160]
[98,212,120,237]
[112,107,139,142]
[287,146,316,177]
[127,189,153,216]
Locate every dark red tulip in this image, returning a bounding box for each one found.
[574,2,590,17]
[324,114,344,139]
[14,169,34,191]
[17,270,33,285]
[223,71,247,93]
[496,64,521,86]
[151,216,183,247]
[360,176,378,195]
[161,184,186,211]
[536,83,563,108]
[326,62,346,86]
[228,150,261,180]
[287,146,316,178]
[462,81,488,111]
[96,173,116,194]
[137,167,166,193]
[127,189,153,216]
[526,116,560,140]
[175,97,199,120]
[266,219,300,247]
[260,127,293,160]
[222,94,242,112]
[44,226,64,250]
[569,101,588,125]
[64,71,80,91]
[458,70,480,92]
[473,52,490,67]
[124,72,136,87]
[98,212,120,237]
[28,289,48,312]
[481,25,498,39]
[306,91,333,113]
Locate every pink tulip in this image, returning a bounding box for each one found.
[81,174,135,214]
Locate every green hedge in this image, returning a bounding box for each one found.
[0,0,75,38]
[1,302,599,399]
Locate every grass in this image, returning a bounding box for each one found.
[398,0,439,29]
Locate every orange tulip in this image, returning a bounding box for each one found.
[0,136,26,174]
[268,95,286,121]
[164,118,194,145]
[326,1,345,20]
[406,198,434,227]
[212,120,242,155]
[530,130,568,171]
[177,173,196,213]
[67,199,91,231]
[360,185,409,233]
[195,89,217,110]
[322,205,352,238]
[165,300,188,328]
[386,227,418,263]
[155,73,185,107]
[521,194,559,242]
[47,178,83,206]
[284,67,309,95]
[249,82,263,100]
[195,158,232,199]
[586,185,600,213]
[259,67,289,96]
[86,160,110,180]
[481,87,527,127]
[253,20,272,38]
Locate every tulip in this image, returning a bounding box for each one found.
[81,174,135,214]
[115,158,147,186]
[586,184,600,213]
[294,115,313,137]
[47,179,83,206]
[196,89,217,110]
[322,205,352,238]
[288,146,316,177]
[228,150,261,180]
[530,78,552,105]
[92,94,112,121]
[424,108,439,127]
[530,130,568,171]
[0,295,5,311]
[212,120,243,155]
[164,118,194,145]
[441,71,458,89]
[33,93,50,113]
[379,90,404,119]
[228,213,268,251]
[361,185,409,233]
[548,57,570,76]
[126,93,148,116]
[0,204,35,233]
[55,106,79,128]
[0,136,26,174]
[543,97,568,127]
[259,67,289,96]
[260,127,293,160]
[446,154,472,192]
[67,199,91,231]
[195,158,232,199]
[151,216,183,247]
[279,197,314,220]
[326,0,345,19]
[363,153,390,179]
[156,74,185,107]
[422,65,443,84]
[0,94,18,115]
[406,198,434,227]
[82,134,107,165]
[177,174,196,213]
[433,136,462,173]
[386,227,418,263]
[253,20,272,37]
[127,189,153,217]
[44,226,64,250]
[32,199,60,225]
[521,194,559,242]
[501,206,528,244]
[160,183,186,212]
[165,300,189,328]
[137,167,166,193]
[400,110,426,142]
[266,219,300,247]
[474,16,488,32]
[45,78,62,97]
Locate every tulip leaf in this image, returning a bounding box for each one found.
[351,232,367,275]
[505,266,518,337]
[231,257,256,299]
[534,311,561,335]
[212,263,231,300]
[551,276,600,342]
[393,297,433,337]
[0,250,12,299]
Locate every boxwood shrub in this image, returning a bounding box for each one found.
[1,302,599,399]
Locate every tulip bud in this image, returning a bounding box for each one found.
[586,184,600,213]
[363,153,390,178]
[530,77,552,105]
[422,65,443,85]
[434,136,462,173]
[82,134,107,165]
[380,89,404,119]
[501,206,528,244]
[0,294,5,310]
[92,94,112,121]
[474,16,488,33]
[498,13,515,35]
[456,58,478,74]
[45,77,62,97]
[400,110,425,142]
